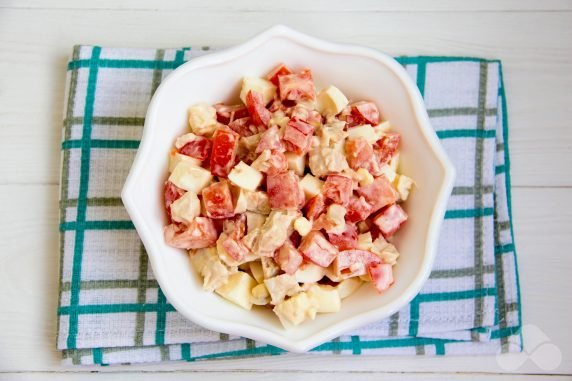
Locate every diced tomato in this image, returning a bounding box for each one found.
[210,127,240,177]
[304,194,326,220]
[256,125,284,153]
[202,181,235,219]
[334,249,381,278]
[179,135,212,162]
[267,63,292,86]
[228,117,261,137]
[223,214,246,240]
[298,231,338,267]
[246,90,272,127]
[346,196,373,223]
[267,171,304,210]
[345,137,375,171]
[328,223,358,251]
[222,236,250,261]
[275,241,303,275]
[278,69,316,102]
[282,119,314,155]
[351,101,380,125]
[164,181,185,210]
[322,174,353,206]
[214,103,249,125]
[374,132,401,166]
[356,176,399,213]
[163,217,217,249]
[372,203,408,237]
[367,262,394,292]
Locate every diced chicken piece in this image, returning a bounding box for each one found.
[249,260,264,283]
[168,161,213,193]
[164,181,185,210]
[394,174,415,201]
[264,274,301,305]
[251,283,271,305]
[267,171,304,211]
[336,277,363,299]
[170,191,201,225]
[240,227,260,251]
[345,196,373,223]
[313,204,347,235]
[298,231,338,267]
[273,292,317,327]
[285,152,306,176]
[190,247,232,291]
[266,63,292,86]
[164,217,217,249]
[169,151,202,172]
[304,194,326,221]
[217,233,257,267]
[223,214,246,239]
[367,262,394,293]
[327,223,358,251]
[275,243,303,275]
[261,256,281,279]
[202,181,235,219]
[251,149,288,175]
[372,204,408,237]
[293,216,312,236]
[216,271,258,310]
[322,174,353,206]
[254,210,298,257]
[318,123,347,147]
[210,127,241,178]
[283,118,314,155]
[299,174,324,201]
[374,132,400,166]
[214,103,249,125]
[294,262,327,283]
[356,176,399,213]
[333,249,382,279]
[373,241,400,265]
[228,161,263,191]
[238,133,262,163]
[278,69,316,102]
[188,103,218,136]
[240,77,276,106]
[308,127,349,177]
[307,284,341,313]
[245,211,266,232]
[256,125,284,153]
[244,190,271,214]
[317,85,349,117]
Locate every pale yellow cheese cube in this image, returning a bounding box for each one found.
[228,161,263,191]
[355,168,374,187]
[245,211,266,232]
[251,283,271,306]
[389,152,400,172]
[357,232,374,251]
[347,124,378,145]
[379,164,397,183]
[215,271,258,310]
[261,257,280,279]
[273,292,317,327]
[188,103,217,136]
[376,243,400,265]
[169,151,201,173]
[232,187,248,214]
[300,174,324,200]
[245,190,271,214]
[394,174,414,201]
[170,191,200,224]
[294,262,326,283]
[293,217,312,237]
[336,277,363,299]
[168,161,212,193]
[307,284,341,313]
[240,77,277,105]
[249,261,265,284]
[317,85,349,116]
[285,152,306,176]
[264,274,301,305]
[325,204,346,235]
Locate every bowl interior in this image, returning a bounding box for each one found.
[129,34,448,346]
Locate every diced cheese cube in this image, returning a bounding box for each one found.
[285,152,306,176]
[336,277,363,299]
[245,190,271,214]
[261,257,280,279]
[317,85,349,116]
[376,243,400,265]
[347,124,378,145]
[215,271,257,310]
[240,77,277,106]
[249,261,265,283]
[270,110,290,129]
[375,120,392,132]
[357,232,374,251]
[294,262,327,283]
[326,204,347,235]
[170,191,201,224]
[245,211,266,232]
[188,103,217,136]
[307,284,341,313]
[168,161,213,193]
[264,274,301,305]
[293,216,312,236]
[216,233,257,267]
[394,174,414,201]
[175,132,200,149]
[379,164,397,182]
[389,152,400,172]
[251,283,271,305]
[232,186,248,214]
[355,168,374,187]
[273,292,317,327]
[228,161,263,191]
[359,273,371,282]
[169,151,201,172]
[300,174,324,200]
[240,133,262,153]
[190,247,231,292]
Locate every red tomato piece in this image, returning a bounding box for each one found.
[278,69,316,102]
[210,127,240,177]
[345,137,375,171]
[322,174,353,206]
[334,249,381,278]
[202,181,236,219]
[246,90,272,127]
[327,223,358,251]
[163,217,218,249]
[179,135,212,162]
[275,241,303,275]
[356,176,399,213]
[222,236,250,261]
[304,194,326,220]
[298,231,338,267]
[372,203,408,237]
[345,196,373,223]
[223,214,246,240]
[214,103,249,125]
[367,262,394,292]
[266,171,304,210]
[351,101,381,125]
[256,125,284,153]
[164,181,185,210]
[266,63,292,86]
[282,119,314,155]
[374,132,401,166]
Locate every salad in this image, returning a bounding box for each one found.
[163,64,414,327]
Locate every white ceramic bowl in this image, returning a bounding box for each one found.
[122,25,455,353]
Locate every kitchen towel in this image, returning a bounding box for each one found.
[57,46,521,365]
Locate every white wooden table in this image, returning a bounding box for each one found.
[1,1,571,379]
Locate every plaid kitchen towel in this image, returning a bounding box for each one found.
[57,46,522,365]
